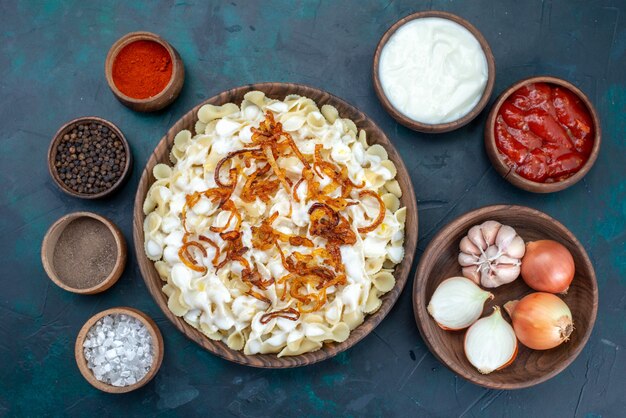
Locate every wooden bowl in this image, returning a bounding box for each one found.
[484,76,601,193]
[105,31,185,112]
[48,116,132,199]
[41,211,127,294]
[75,307,164,393]
[413,205,597,389]
[372,11,496,133]
[133,82,418,368]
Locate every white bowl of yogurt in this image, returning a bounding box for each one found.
[373,11,495,133]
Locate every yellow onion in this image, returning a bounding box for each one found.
[521,240,575,294]
[504,292,573,350]
[464,307,518,374]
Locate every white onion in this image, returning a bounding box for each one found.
[427,277,494,330]
[464,306,518,374]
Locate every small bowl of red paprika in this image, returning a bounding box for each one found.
[105,31,184,112]
[484,76,600,193]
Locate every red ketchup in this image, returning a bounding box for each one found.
[494,83,594,183]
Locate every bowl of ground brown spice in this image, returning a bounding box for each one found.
[105,31,184,112]
[41,212,127,294]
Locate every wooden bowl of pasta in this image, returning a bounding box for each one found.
[133,82,418,367]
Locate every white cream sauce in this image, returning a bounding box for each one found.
[379,17,488,124]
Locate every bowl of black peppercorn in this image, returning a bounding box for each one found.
[48,117,132,199]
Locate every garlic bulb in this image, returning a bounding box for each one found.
[427,277,494,330]
[464,306,518,374]
[458,220,525,288]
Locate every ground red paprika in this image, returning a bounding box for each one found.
[112,40,173,99]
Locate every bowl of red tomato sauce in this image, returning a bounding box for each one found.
[484,76,600,193]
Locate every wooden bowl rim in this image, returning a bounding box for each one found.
[372,10,496,133]
[74,307,164,393]
[133,82,418,368]
[41,211,127,294]
[47,116,132,199]
[413,204,598,389]
[104,31,183,105]
[484,75,602,193]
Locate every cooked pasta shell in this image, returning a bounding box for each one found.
[195,120,207,135]
[144,212,162,235]
[244,91,267,108]
[366,144,388,160]
[167,289,189,316]
[241,101,261,120]
[381,193,400,213]
[395,206,407,225]
[281,114,306,132]
[364,290,382,314]
[174,129,192,151]
[303,314,324,324]
[385,179,402,198]
[380,160,397,179]
[204,147,222,171]
[330,322,350,342]
[169,150,178,164]
[365,256,386,275]
[342,118,357,134]
[143,195,157,215]
[258,341,283,354]
[372,271,396,292]
[321,104,339,123]
[204,119,219,135]
[154,261,170,281]
[266,100,289,113]
[284,93,303,104]
[198,104,219,123]
[226,331,246,351]
[200,327,223,341]
[306,111,326,129]
[153,164,172,180]
[198,103,240,123]
[343,310,364,329]
[170,146,185,163]
[365,169,386,189]
[382,259,397,270]
[278,338,322,357]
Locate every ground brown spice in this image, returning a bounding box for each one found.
[52,218,117,289]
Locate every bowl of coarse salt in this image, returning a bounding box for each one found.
[75,307,164,393]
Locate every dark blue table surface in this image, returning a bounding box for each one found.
[1,1,624,416]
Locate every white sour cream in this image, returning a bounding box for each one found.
[378,17,488,124]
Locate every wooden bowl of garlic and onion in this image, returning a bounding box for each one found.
[413,205,597,389]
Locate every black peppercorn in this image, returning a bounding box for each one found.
[54,121,126,195]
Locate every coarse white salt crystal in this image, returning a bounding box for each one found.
[83,313,154,388]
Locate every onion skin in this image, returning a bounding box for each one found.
[504,292,574,350]
[521,240,575,294]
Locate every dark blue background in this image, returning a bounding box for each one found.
[1,1,624,416]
